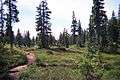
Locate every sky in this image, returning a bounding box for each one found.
[13,0,120,39]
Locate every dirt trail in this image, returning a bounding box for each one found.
[8,51,36,80]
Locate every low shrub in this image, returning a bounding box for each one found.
[103,69,120,80]
[0,45,27,77]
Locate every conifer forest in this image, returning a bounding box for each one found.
[0,0,120,80]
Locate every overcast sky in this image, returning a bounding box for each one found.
[13,0,120,39]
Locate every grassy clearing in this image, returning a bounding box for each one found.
[102,53,120,80]
[20,47,84,80]
[20,46,120,80]
[20,65,82,80]
[35,47,84,67]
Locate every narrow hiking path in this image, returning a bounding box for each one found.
[5,47,82,80]
[8,51,36,80]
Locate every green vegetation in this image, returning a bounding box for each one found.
[20,65,82,80]
[20,46,120,80]
[36,48,83,67]
[102,53,120,80]
[0,45,27,77]
[0,0,120,80]
[20,47,83,80]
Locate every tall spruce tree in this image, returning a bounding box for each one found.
[71,11,78,44]
[36,0,52,48]
[4,0,19,48]
[24,31,31,47]
[78,20,82,36]
[118,4,120,52]
[59,28,69,48]
[100,12,108,52]
[89,15,96,47]
[63,29,69,48]
[77,20,83,47]
[81,30,86,47]
[91,0,107,51]
[31,36,35,47]
[0,0,4,43]
[58,32,64,47]
[80,0,106,79]
[108,11,118,52]
[16,29,23,47]
[35,35,42,48]
[49,34,56,47]
[118,4,120,24]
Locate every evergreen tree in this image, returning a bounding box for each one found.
[0,0,4,42]
[77,29,86,47]
[77,20,83,47]
[80,1,106,79]
[117,4,120,52]
[68,35,73,45]
[78,20,82,36]
[4,0,19,48]
[90,0,107,51]
[49,34,56,47]
[31,36,35,47]
[36,33,43,48]
[81,40,104,80]
[58,32,64,47]
[118,4,120,24]
[58,29,69,48]
[24,31,31,47]
[89,15,95,47]
[71,13,85,47]
[100,12,108,52]
[108,11,119,52]
[81,30,86,47]
[71,11,78,44]
[15,29,23,47]
[36,0,52,49]
[63,29,69,48]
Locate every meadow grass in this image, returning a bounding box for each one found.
[20,46,120,80]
